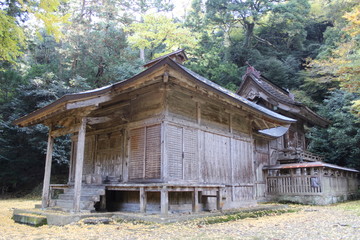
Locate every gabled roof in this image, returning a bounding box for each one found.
[14,57,295,127]
[237,69,330,128]
[143,49,188,68]
[177,64,295,124]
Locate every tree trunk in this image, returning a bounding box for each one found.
[243,21,255,48]
[140,48,145,62]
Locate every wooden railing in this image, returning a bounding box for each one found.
[267,175,322,195]
[278,150,323,162]
[267,174,358,196]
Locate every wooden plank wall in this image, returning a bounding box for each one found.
[94,132,123,179]
[254,138,269,198]
[165,84,256,203]
[166,124,199,181]
[203,132,231,183]
[69,82,165,183]
[70,135,96,181]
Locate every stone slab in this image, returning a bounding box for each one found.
[13,213,47,227]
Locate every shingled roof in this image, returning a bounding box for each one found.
[14,55,295,128]
[237,67,330,128]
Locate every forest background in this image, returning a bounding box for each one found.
[0,0,359,195]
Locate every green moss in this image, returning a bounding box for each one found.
[195,209,298,225]
[12,213,47,227]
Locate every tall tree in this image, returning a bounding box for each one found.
[308,90,360,170]
[306,1,360,116]
[0,0,69,64]
[205,0,283,48]
[126,14,198,60]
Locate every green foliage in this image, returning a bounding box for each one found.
[0,71,84,193]
[0,11,26,64]
[0,0,69,64]
[307,90,360,170]
[126,14,198,60]
[0,68,25,103]
[205,0,282,48]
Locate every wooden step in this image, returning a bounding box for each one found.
[57,193,100,202]
[51,185,105,211]
[13,213,47,227]
[54,199,95,211]
[64,188,105,196]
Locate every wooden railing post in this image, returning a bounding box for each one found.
[42,128,54,208]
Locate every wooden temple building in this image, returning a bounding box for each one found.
[237,66,359,205]
[14,50,359,214]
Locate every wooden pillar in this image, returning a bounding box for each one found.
[99,194,106,211]
[140,187,147,213]
[42,130,54,208]
[192,187,199,213]
[216,188,222,211]
[73,117,87,212]
[319,167,324,194]
[161,186,168,216]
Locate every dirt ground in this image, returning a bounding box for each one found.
[1,199,359,240]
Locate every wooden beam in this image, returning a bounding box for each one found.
[42,130,54,209]
[73,117,87,212]
[139,187,147,213]
[51,124,80,138]
[87,117,112,125]
[196,101,201,125]
[66,95,111,110]
[163,72,169,83]
[161,122,168,181]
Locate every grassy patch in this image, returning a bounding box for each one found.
[333,200,360,216]
[194,208,298,225]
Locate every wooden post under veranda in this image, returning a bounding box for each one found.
[73,117,87,212]
[41,127,54,209]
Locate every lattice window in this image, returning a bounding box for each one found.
[129,125,161,180]
[166,124,198,180]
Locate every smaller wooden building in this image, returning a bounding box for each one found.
[237,66,359,204]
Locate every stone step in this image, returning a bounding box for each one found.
[13,213,47,227]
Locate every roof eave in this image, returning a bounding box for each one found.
[170,63,296,125]
[13,58,171,127]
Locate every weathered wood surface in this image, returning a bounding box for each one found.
[267,175,322,195]
[129,125,161,180]
[63,73,261,210]
[42,130,54,208]
[267,169,359,196]
[254,138,269,198]
[95,132,123,179]
[73,117,87,212]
